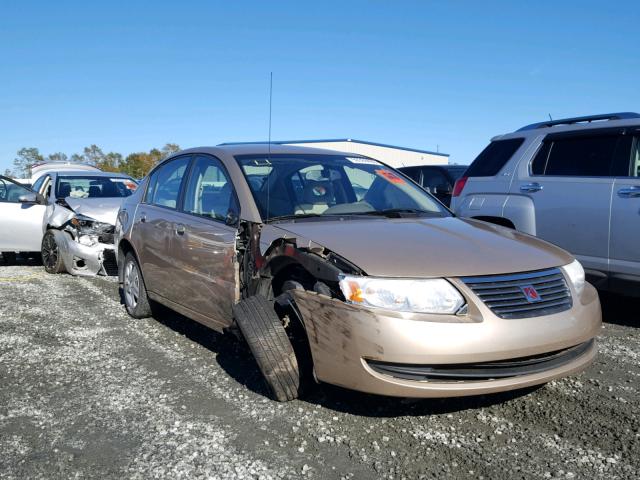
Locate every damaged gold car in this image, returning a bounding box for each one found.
[115,145,601,401]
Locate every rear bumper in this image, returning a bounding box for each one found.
[290,282,601,398]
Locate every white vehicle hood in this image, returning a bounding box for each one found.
[63,197,124,225]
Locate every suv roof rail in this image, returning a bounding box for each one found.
[516,112,640,132]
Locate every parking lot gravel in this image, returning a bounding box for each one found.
[1,263,638,479]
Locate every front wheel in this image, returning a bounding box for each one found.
[233,295,302,402]
[41,231,66,274]
[122,252,152,318]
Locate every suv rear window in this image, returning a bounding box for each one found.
[531,134,627,177]
[465,139,524,177]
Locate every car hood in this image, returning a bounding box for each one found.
[269,216,573,278]
[64,197,124,225]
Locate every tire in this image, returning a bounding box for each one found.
[41,231,66,274]
[1,252,16,265]
[233,295,301,402]
[122,252,152,319]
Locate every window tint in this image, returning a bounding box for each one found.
[466,138,524,177]
[0,178,31,203]
[531,135,622,177]
[147,157,190,209]
[421,168,452,194]
[631,137,640,177]
[183,156,237,221]
[400,167,421,183]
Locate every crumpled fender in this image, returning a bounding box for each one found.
[50,229,113,276]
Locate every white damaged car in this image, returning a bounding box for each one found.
[0,171,137,275]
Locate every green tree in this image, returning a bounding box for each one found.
[70,153,85,163]
[161,143,180,158]
[95,152,123,172]
[82,145,106,166]
[13,147,44,178]
[47,152,68,163]
[3,168,13,177]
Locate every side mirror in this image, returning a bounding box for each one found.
[225,209,239,226]
[18,192,38,204]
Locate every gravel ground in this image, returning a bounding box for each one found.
[0,262,638,479]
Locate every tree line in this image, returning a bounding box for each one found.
[5,143,181,179]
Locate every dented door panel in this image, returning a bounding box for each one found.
[171,212,238,330]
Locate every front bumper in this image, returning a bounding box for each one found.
[50,230,118,277]
[289,281,601,398]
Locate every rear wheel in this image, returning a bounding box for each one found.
[122,252,152,318]
[233,295,301,402]
[1,252,16,265]
[41,231,65,274]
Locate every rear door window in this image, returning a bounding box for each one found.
[421,168,451,193]
[400,167,422,183]
[183,155,238,222]
[146,156,190,209]
[465,139,524,177]
[531,133,627,177]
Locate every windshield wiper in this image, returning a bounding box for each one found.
[266,213,327,223]
[352,208,437,218]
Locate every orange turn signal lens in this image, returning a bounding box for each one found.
[347,281,364,302]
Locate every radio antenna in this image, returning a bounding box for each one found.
[266,72,273,222]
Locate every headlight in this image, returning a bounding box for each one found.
[339,275,465,314]
[70,215,114,235]
[562,260,585,296]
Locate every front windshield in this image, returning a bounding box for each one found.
[55,175,138,199]
[236,154,450,221]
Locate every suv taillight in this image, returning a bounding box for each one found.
[452,176,468,197]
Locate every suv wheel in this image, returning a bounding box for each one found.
[233,295,301,402]
[122,252,152,318]
[41,231,65,274]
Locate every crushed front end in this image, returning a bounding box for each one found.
[48,204,119,276]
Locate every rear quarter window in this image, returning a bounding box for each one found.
[465,138,525,177]
[531,133,628,177]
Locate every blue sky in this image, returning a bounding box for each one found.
[1,1,638,173]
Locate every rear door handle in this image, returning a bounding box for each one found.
[175,223,186,235]
[617,186,640,198]
[520,182,543,193]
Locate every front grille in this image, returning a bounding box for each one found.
[102,249,118,276]
[461,268,572,319]
[366,340,593,382]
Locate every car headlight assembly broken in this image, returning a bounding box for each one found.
[68,215,115,244]
[339,275,465,314]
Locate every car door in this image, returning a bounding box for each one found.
[609,133,640,289]
[134,156,191,300]
[0,176,47,252]
[171,154,240,331]
[518,129,627,281]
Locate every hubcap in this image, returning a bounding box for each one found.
[42,234,58,269]
[124,260,141,309]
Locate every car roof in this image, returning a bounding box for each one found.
[399,164,466,171]
[172,143,357,159]
[493,112,640,141]
[51,170,133,178]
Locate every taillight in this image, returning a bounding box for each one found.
[452,176,468,197]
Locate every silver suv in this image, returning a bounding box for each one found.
[451,112,640,297]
